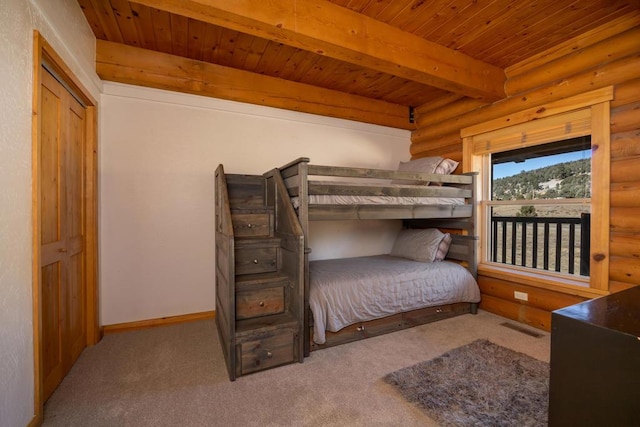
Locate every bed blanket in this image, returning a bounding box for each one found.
[310,255,480,344]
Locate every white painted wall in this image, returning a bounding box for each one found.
[0,2,411,421]
[100,82,411,326]
[0,0,100,425]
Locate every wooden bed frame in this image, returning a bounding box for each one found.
[276,158,478,354]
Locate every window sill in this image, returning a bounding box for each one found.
[478,263,609,299]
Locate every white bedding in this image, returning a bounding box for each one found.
[309,255,480,344]
[292,195,464,208]
[289,179,465,208]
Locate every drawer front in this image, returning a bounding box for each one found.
[363,313,404,338]
[403,304,453,327]
[236,287,285,320]
[238,332,295,375]
[235,247,277,275]
[232,213,270,237]
[320,323,366,348]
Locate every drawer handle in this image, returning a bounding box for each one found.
[266,351,273,358]
[247,223,253,228]
[253,259,259,264]
[356,325,365,332]
[436,308,443,313]
[259,301,265,307]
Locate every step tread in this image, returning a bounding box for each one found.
[231,207,273,213]
[235,236,281,247]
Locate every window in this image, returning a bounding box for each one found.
[489,137,591,277]
[462,87,613,295]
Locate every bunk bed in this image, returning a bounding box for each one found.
[277,157,480,353]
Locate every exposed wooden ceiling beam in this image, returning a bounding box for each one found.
[133,0,507,101]
[96,40,414,129]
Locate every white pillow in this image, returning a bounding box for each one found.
[390,228,447,263]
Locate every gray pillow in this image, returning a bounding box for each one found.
[430,159,459,186]
[390,228,447,262]
[393,157,458,185]
[434,232,452,261]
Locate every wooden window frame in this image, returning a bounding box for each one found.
[462,87,613,298]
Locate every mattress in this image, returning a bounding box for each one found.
[292,195,464,208]
[289,179,465,208]
[309,255,481,344]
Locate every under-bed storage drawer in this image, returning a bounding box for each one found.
[232,213,270,237]
[320,323,366,347]
[236,287,285,319]
[403,304,457,327]
[317,314,404,348]
[235,247,277,275]
[238,332,295,375]
[361,314,404,338]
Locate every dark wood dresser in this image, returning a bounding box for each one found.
[548,286,640,426]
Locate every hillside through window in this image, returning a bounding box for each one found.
[489,137,591,277]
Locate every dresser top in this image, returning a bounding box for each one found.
[553,286,640,337]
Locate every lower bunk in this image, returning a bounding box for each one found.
[307,230,481,351]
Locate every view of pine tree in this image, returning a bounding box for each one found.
[516,205,537,217]
[492,158,591,201]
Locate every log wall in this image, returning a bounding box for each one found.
[410,13,640,330]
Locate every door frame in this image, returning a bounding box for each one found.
[31,31,99,423]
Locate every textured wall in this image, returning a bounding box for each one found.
[0,3,34,424]
[0,0,99,425]
[100,82,410,325]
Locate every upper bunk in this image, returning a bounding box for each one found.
[277,157,476,222]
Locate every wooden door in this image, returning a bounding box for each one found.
[39,67,86,401]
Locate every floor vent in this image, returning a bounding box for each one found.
[500,322,544,338]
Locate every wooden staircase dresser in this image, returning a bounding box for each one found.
[214,165,305,380]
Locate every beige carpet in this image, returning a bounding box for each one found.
[43,310,550,426]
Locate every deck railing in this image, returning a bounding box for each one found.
[490,213,590,276]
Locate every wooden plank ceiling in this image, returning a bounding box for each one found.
[79,0,637,129]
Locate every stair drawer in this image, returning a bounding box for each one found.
[232,213,270,237]
[235,247,278,275]
[238,332,295,375]
[236,287,285,319]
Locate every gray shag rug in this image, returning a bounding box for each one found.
[384,339,549,427]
